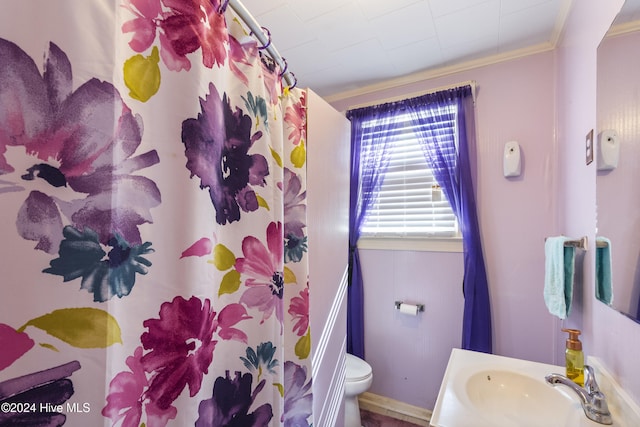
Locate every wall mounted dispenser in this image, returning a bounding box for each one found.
[503,141,521,177]
[597,129,619,170]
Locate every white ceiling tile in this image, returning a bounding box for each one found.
[428,0,493,18]
[439,35,498,65]
[306,3,375,52]
[278,39,337,77]
[370,1,437,50]
[500,0,557,16]
[329,38,391,71]
[246,4,316,51]
[287,0,345,22]
[499,1,561,50]
[295,65,353,94]
[435,0,500,48]
[356,0,425,20]
[385,37,444,76]
[237,0,288,18]
[613,0,640,25]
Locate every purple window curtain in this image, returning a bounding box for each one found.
[346,104,400,359]
[406,86,492,353]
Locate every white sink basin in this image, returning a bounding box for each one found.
[431,349,606,427]
[465,369,572,419]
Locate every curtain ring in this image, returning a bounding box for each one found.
[218,0,229,14]
[287,72,297,90]
[279,58,288,77]
[251,26,272,50]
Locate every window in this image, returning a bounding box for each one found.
[358,105,459,240]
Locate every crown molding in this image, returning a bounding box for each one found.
[606,19,640,38]
[325,42,555,105]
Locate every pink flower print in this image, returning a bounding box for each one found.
[228,35,259,87]
[284,91,307,145]
[121,0,229,72]
[0,323,34,370]
[160,0,229,68]
[140,296,216,409]
[140,297,251,410]
[236,222,285,329]
[102,347,177,427]
[259,55,281,105]
[288,287,309,337]
[121,0,163,53]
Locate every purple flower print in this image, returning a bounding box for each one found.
[140,297,251,410]
[0,323,34,371]
[122,0,229,72]
[236,222,284,328]
[0,361,80,426]
[182,82,268,225]
[102,347,177,427]
[0,39,161,256]
[282,361,313,427]
[281,168,307,263]
[195,371,272,427]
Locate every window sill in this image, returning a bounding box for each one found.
[357,237,463,253]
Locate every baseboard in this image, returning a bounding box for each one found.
[358,392,432,427]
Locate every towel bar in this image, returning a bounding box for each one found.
[564,237,588,250]
[545,236,588,250]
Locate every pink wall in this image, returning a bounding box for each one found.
[359,250,463,409]
[333,51,559,409]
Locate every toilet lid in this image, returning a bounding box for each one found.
[345,353,372,382]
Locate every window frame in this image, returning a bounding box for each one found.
[354,105,462,253]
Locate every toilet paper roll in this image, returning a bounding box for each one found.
[399,303,419,316]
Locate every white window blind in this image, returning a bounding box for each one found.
[359,106,459,238]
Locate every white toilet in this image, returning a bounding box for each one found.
[344,353,373,427]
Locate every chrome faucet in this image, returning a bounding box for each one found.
[545,365,612,425]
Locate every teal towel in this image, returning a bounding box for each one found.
[544,236,575,319]
[596,236,613,305]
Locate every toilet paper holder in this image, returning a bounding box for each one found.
[394,301,425,312]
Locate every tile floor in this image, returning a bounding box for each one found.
[360,409,425,427]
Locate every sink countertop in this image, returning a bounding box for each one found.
[430,348,602,427]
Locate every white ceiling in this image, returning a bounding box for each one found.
[239,0,640,100]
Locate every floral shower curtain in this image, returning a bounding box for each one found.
[0,1,312,426]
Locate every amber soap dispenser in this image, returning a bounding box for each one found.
[562,328,584,386]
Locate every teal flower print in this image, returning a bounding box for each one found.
[43,226,153,302]
[240,342,279,379]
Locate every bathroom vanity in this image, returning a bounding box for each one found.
[430,349,640,427]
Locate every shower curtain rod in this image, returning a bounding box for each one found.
[228,0,297,89]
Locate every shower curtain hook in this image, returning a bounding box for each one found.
[287,72,297,90]
[218,0,230,14]
[251,26,272,50]
[279,58,288,77]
